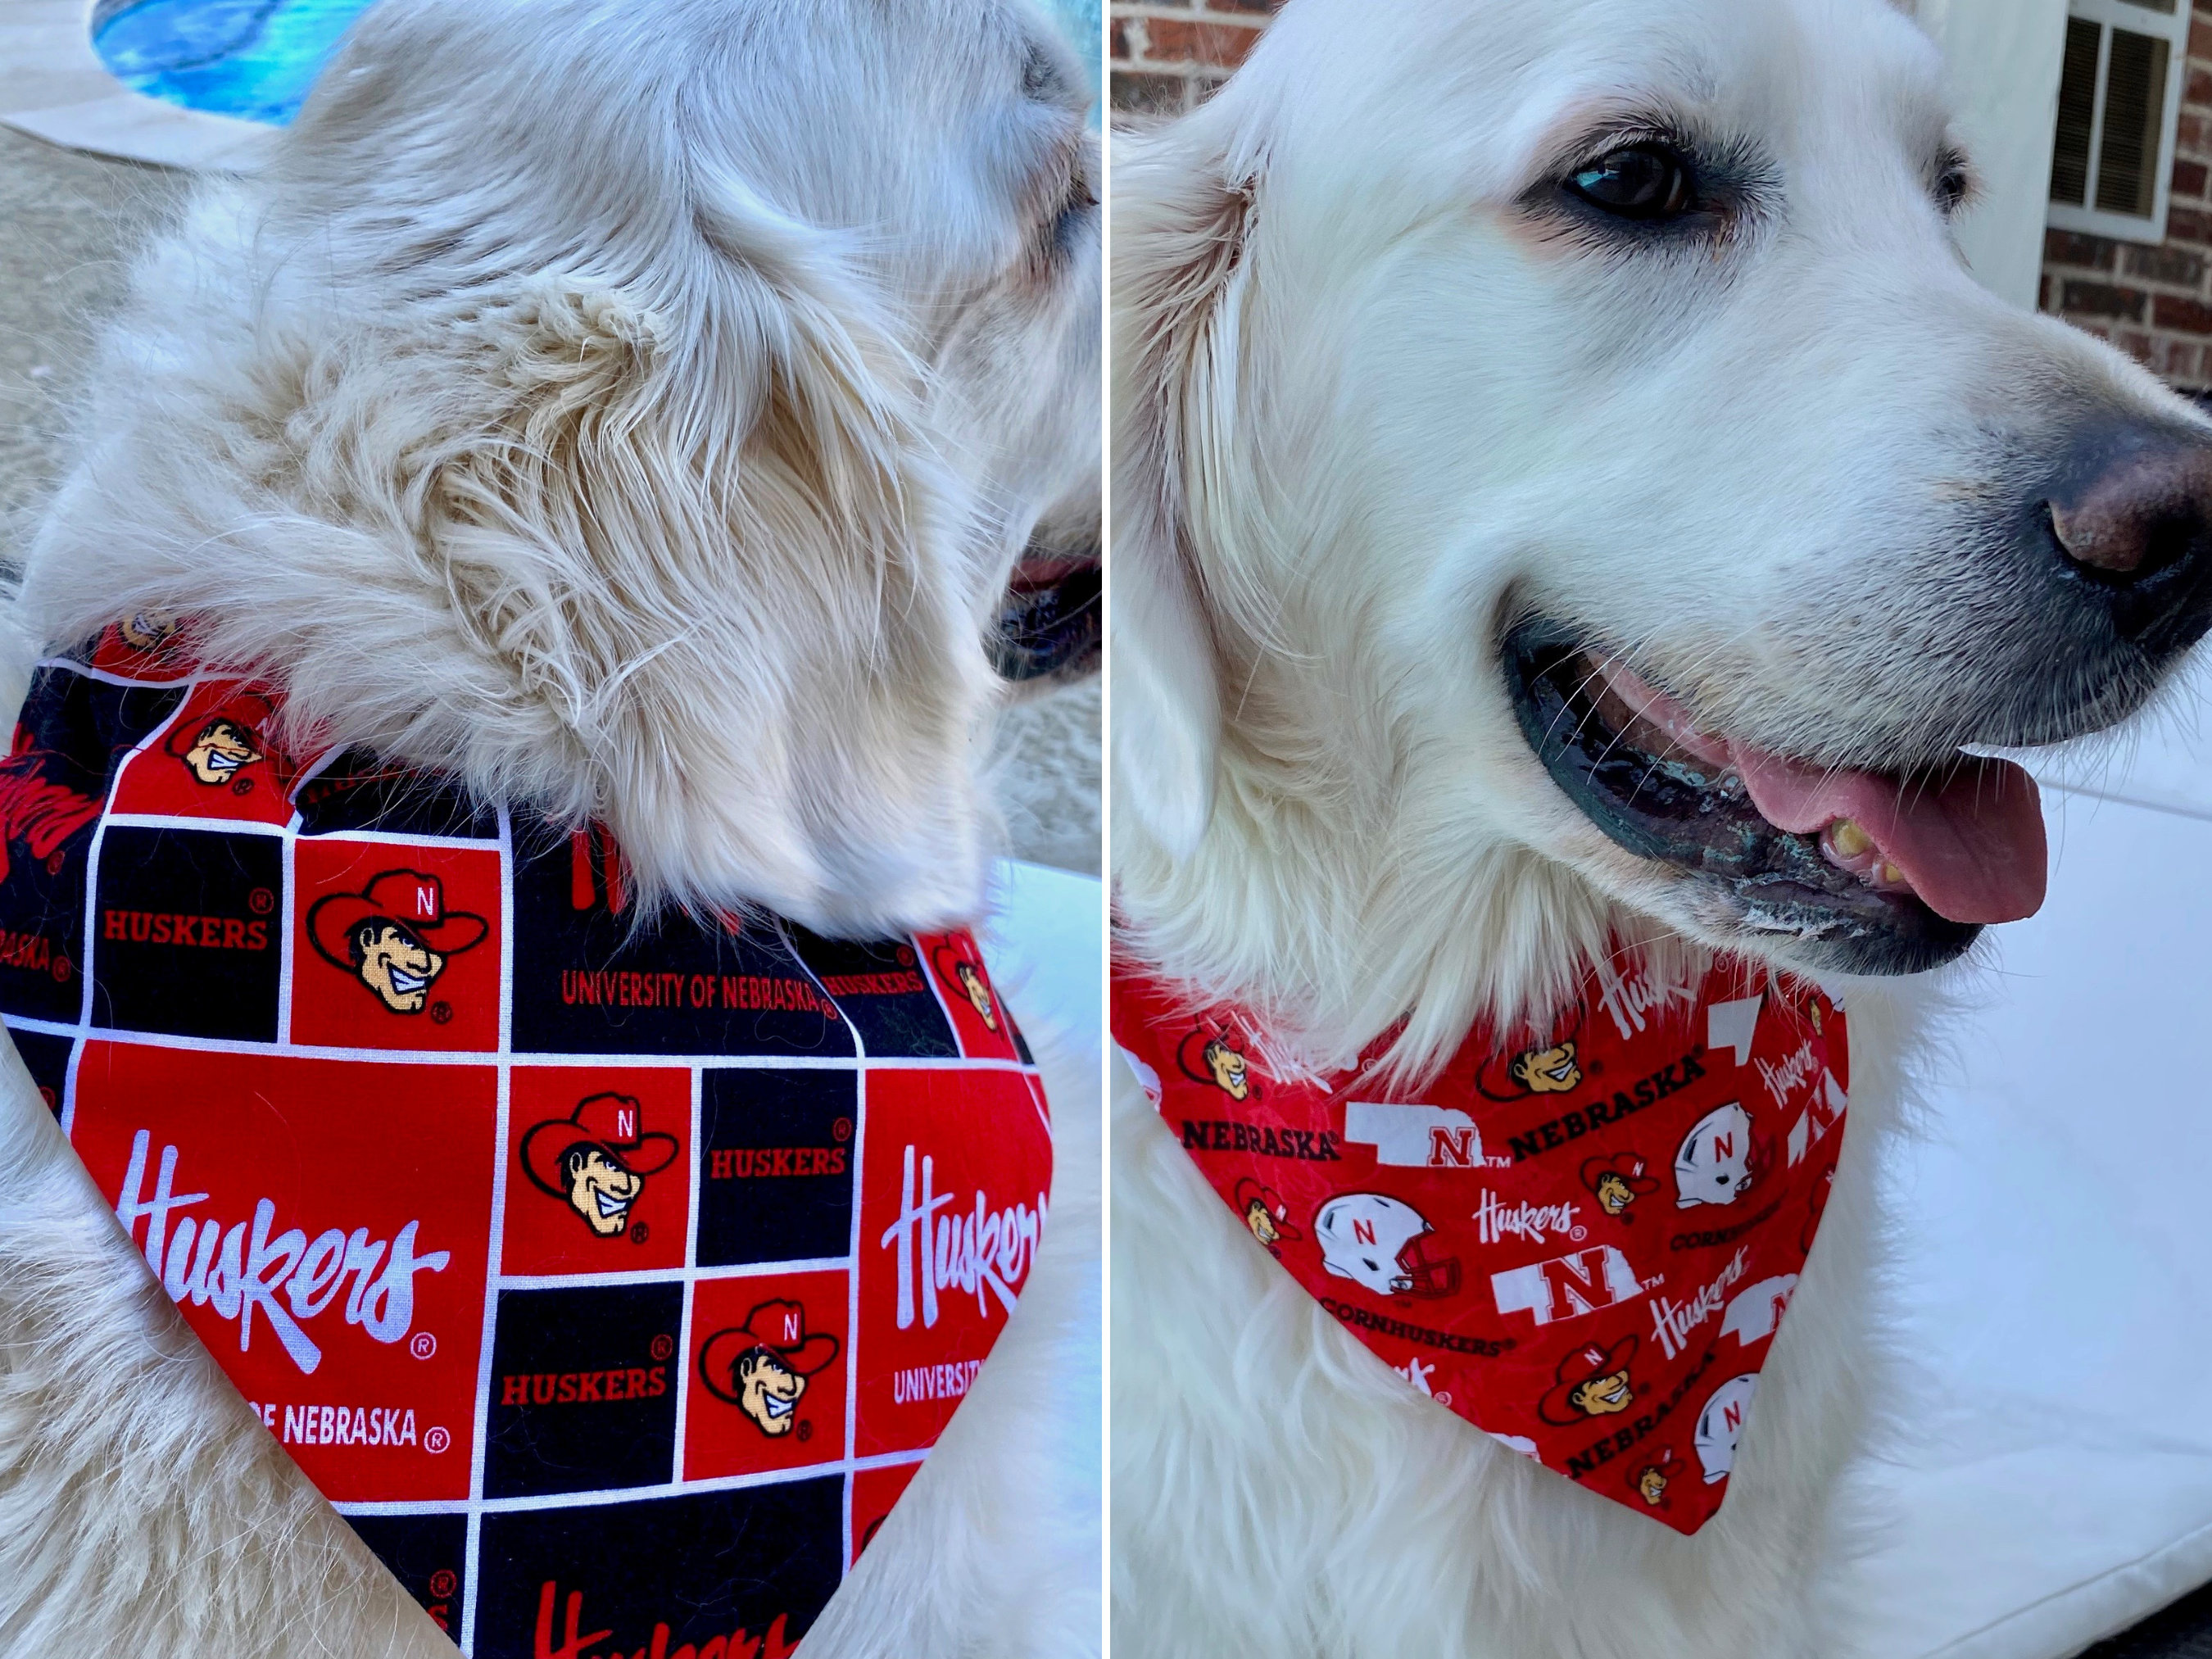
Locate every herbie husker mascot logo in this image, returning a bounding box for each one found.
[164,691,273,786]
[931,940,1000,1031]
[1476,1016,1584,1102]
[1177,1022,1255,1102]
[1582,1151,1662,1222]
[307,869,487,1013]
[699,1299,840,1437]
[1539,1335,1639,1425]
[1234,1177,1300,1256]
[519,1093,678,1238]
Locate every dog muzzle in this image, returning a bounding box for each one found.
[1112,945,1845,1534]
[0,622,1054,1652]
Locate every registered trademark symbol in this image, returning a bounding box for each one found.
[895,945,914,967]
[410,1331,437,1360]
[247,886,274,915]
[49,955,71,983]
[424,1426,451,1454]
[430,1001,452,1024]
[797,1420,813,1443]
[428,1570,457,1599]
[832,1117,852,1143]
[650,1334,674,1362]
[232,777,255,796]
[630,1222,650,1245]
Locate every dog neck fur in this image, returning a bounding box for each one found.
[24,0,1098,941]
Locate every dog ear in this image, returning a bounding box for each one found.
[424,181,990,929]
[1110,127,1256,860]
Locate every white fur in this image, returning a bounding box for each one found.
[0,0,1099,1651]
[1110,0,2203,1653]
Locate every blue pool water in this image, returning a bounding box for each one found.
[94,0,375,125]
[96,0,1102,128]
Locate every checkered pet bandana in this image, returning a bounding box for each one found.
[1112,945,1844,1534]
[0,619,1054,1655]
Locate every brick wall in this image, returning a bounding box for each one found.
[1108,0,1279,119]
[2041,2,2212,390]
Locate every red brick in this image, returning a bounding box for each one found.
[2120,330,2156,362]
[2041,274,2053,312]
[1141,17,1262,68]
[2176,157,2210,199]
[2046,228,2117,270]
[2155,291,2212,332]
[2192,15,2212,61]
[2190,66,2212,107]
[2169,204,2212,246]
[1204,0,1283,11]
[2183,113,2210,155]
[2163,339,2203,382]
[2124,243,2205,284]
[1110,15,1130,61]
[2064,279,2148,320]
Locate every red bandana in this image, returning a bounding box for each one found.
[1112,945,1846,1534]
[0,620,1054,1655]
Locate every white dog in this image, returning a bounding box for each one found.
[0,0,1098,1652]
[1110,1,2212,1654]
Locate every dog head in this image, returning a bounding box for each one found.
[1114,0,2212,1063]
[28,0,1098,935]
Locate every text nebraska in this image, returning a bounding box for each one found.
[1507,1048,1706,1163]
[1181,1120,1342,1162]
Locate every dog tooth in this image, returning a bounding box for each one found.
[1828,818,1873,859]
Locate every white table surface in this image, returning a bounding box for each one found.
[1845,656,2212,1658]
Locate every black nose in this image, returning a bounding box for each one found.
[2047,420,2212,656]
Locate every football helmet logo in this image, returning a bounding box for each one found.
[1313,1192,1460,1298]
[1694,1372,1760,1484]
[1674,1101,1758,1208]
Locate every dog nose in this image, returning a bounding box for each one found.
[2047,422,2212,655]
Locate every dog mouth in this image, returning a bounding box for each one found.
[994,549,1100,682]
[1504,617,2049,976]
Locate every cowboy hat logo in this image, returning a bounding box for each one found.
[164,692,274,787]
[306,869,488,1013]
[1538,1334,1639,1425]
[930,941,999,1031]
[1232,1176,1302,1255]
[1580,1152,1662,1221]
[1630,1445,1680,1509]
[1475,1011,1584,1102]
[699,1299,841,1438]
[519,1093,679,1238]
[1176,1023,1256,1102]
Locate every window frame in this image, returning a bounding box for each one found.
[2048,0,2193,243]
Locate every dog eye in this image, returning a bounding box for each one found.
[1933,152,1971,215]
[1566,144,1698,222]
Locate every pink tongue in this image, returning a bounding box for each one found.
[1592,659,2048,926]
[1731,746,2047,924]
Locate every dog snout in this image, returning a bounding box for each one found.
[2046,420,2212,657]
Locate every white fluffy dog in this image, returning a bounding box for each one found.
[0,0,1098,1652]
[1111,0,2212,1654]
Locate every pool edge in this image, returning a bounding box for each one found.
[1,0,275,172]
